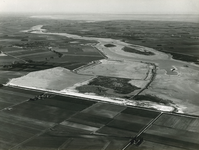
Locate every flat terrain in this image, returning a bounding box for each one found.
[43,20,199,60]
[0,15,199,150]
[5,21,199,114]
[0,71,28,85]
[0,86,198,150]
[141,65,199,114]
[76,76,141,98]
[77,59,151,80]
[7,67,93,91]
[33,23,199,115]
[142,113,199,150]
[0,16,104,73]
[0,55,20,65]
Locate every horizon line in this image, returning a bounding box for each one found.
[0,12,199,15]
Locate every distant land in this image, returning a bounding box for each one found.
[29,14,199,23]
[0,13,199,150]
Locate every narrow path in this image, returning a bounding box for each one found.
[130,63,157,100]
[9,123,58,150]
[3,52,28,63]
[136,112,162,138]
[121,112,163,150]
[0,99,28,111]
[92,43,108,59]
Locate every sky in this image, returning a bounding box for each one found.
[0,0,199,14]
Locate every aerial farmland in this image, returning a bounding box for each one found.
[0,1,199,149]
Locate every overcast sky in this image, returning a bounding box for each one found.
[0,0,199,14]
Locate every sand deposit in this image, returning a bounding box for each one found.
[13,25,199,114]
[0,51,6,56]
[77,59,151,80]
[6,67,93,91]
[142,66,199,114]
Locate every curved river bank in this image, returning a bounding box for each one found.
[16,25,199,114]
[23,25,199,75]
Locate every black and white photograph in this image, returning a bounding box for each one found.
[0,0,199,149]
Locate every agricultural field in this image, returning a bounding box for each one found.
[0,85,198,150]
[0,89,95,149]
[0,14,199,150]
[0,16,104,78]
[0,86,42,110]
[0,70,28,85]
[48,55,103,64]
[18,102,161,150]
[0,55,20,65]
[142,113,199,150]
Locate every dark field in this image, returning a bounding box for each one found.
[123,46,154,55]
[0,71,28,85]
[160,49,199,64]
[0,86,42,110]
[0,55,20,65]
[104,44,116,47]
[48,55,103,64]
[76,76,141,96]
[142,113,199,150]
[1,61,95,72]
[0,85,198,149]
[154,114,199,132]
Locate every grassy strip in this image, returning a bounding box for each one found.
[76,76,140,95]
[134,94,174,105]
[104,44,116,47]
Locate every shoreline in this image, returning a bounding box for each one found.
[38,25,199,70]
[5,83,177,113]
[10,24,199,114]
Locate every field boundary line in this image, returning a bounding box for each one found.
[136,112,163,138]
[3,52,28,63]
[9,123,58,150]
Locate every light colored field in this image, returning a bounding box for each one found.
[6,67,93,91]
[70,41,79,43]
[142,66,199,115]
[77,59,151,80]
[4,67,175,112]
[128,80,149,88]
[22,25,46,33]
[0,51,7,56]
[60,120,99,132]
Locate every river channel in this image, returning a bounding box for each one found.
[24,25,199,76]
